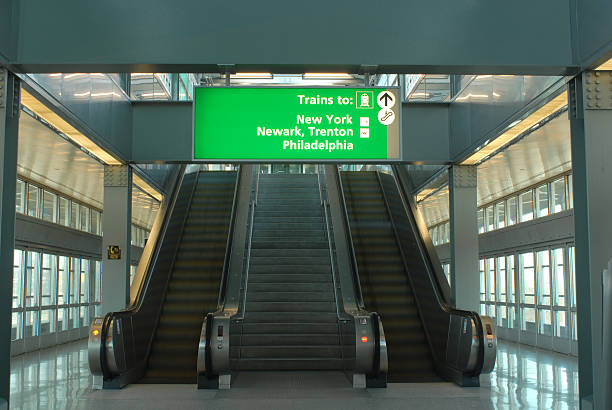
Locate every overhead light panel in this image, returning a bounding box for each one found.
[302,73,354,80]
[461,93,567,165]
[596,57,612,70]
[20,89,122,165]
[230,73,273,79]
[133,174,163,202]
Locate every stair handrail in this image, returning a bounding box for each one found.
[217,165,243,308]
[334,165,366,310]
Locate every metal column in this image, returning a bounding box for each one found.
[101,165,132,315]
[569,70,612,410]
[0,69,20,410]
[449,165,480,313]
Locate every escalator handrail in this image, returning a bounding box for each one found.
[217,165,242,308]
[334,166,366,310]
[237,165,259,319]
[101,167,199,375]
[391,165,452,305]
[388,165,488,374]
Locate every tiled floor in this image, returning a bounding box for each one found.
[9,339,579,409]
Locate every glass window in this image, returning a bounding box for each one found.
[552,248,565,307]
[90,210,101,235]
[555,310,569,338]
[477,209,484,234]
[431,226,438,246]
[550,178,566,213]
[71,306,79,329]
[495,201,505,229]
[497,256,506,302]
[539,308,552,335]
[535,184,549,218]
[537,250,551,306]
[42,190,57,223]
[567,175,573,209]
[58,197,70,227]
[569,247,576,309]
[94,261,102,303]
[130,265,137,285]
[486,258,495,302]
[57,256,69,305]
[11,312,22,341]
[479,259,485,302]
[58,307,69,332]
[485,205,494,232]
[40,309,55,335]
[443,263,450,285]
[507,255,516,304]
[41,253,57,306]
[70,201,79,230]
[80,259,90,304]
[519,191,534,222]
[16,179,26,213]
[27,184,41,218]
[520,252,535,304]
[69,258,80,304]
[25,311,39,338]
[80,306,89,327]
[131,225,136,246]
[506,197,517,226]
[25,251,41,308]
[80,206,90,232]
[13,250,24,309]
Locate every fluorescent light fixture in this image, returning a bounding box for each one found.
[302,73,354,80]
[133,174,163,202]
[21,89,122,165]
[410,92,431,98]
[461,92,567,165]
[230,72,273,79]
[140,92,169,98]
[131,73,155,77]
[596,57,612,70]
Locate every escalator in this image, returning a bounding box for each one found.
[339,168,497,385]
[341,171,438,382]
[140,172,237,383]
[89,169,239,387]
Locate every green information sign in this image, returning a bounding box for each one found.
[193,87,401,161]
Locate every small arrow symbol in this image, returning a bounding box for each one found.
[379,92,393,106]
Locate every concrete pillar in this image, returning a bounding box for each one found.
[0,69,20,409]
[101,165,132,315]
[449,165,479,312]
[568,70,612,410]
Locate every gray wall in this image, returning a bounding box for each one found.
[15,213,142,265]
[24,74,133,161]
[577,0,612,67]
[450,76,565,161]
[13,0,575,74]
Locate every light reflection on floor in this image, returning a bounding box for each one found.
[9,339,579,409]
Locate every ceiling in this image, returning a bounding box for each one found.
[17,112,159,228]
[417,112,571,227]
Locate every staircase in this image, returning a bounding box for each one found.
[231,174,345,370]
[140,171,236,383]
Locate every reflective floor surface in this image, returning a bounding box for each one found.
[9,339,578,409]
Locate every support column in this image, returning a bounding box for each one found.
[0,69,20,409]
[569,70,612,410]
[101,165,132,315]
[449,165,479,312]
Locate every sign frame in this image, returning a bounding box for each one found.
[191,85,402,163]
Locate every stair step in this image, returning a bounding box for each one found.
[246,291,334,302]
[246,301,336,312]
